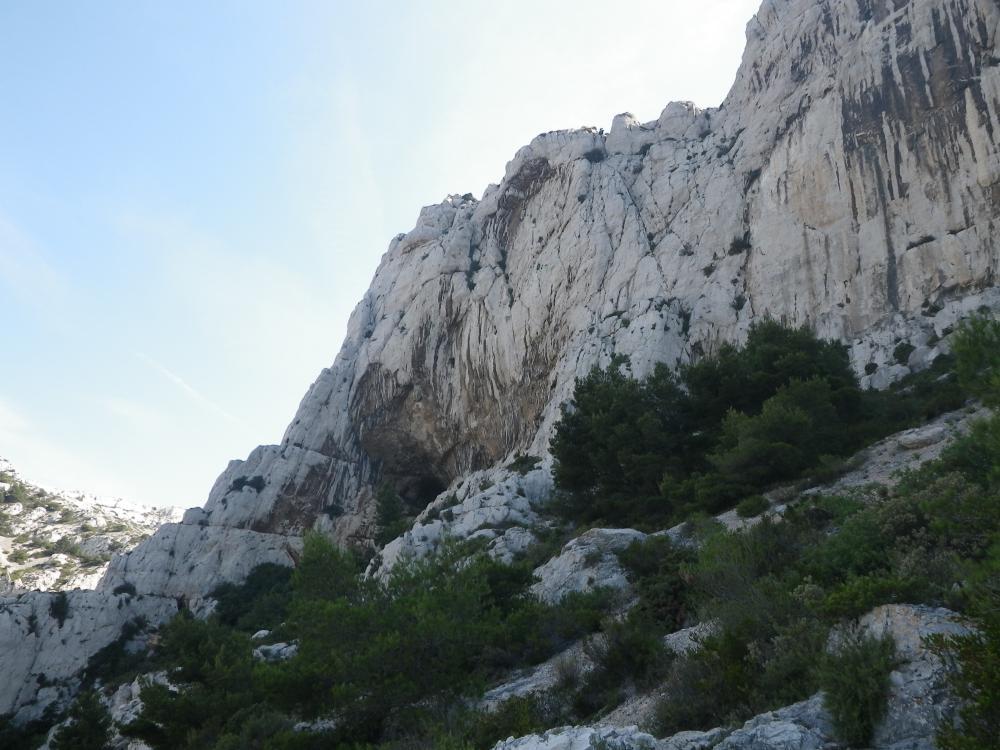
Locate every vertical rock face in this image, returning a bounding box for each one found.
[4,0,1000,725]
[110,0,1000,596]
[0,591,178,723]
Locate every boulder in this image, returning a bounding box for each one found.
[492,725,661,750]
[530,529,646,605]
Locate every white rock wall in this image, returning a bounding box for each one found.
[0,591,178,723]
[146,0,1000,568]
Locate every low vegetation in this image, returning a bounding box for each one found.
[819,630,897,746]
[550,320,964,529]
[50,692,112,750]
[117,536,611,749]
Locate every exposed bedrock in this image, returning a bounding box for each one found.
[84,0,1000,595]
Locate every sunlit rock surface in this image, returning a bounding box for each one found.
[116,0,1000,594]
[3,0,1000,728]
[0,591,178,723]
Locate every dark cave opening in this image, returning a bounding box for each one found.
[395,474,448,511]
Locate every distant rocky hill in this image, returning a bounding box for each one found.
[0,459,180,593]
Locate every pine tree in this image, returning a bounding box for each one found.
[51,691,112,750]
[375,481,405,546]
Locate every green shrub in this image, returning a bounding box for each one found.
[692,518,804,614]
[83,616,150,687]
[820,574,927,618]
[914,473,999,559]
[374,481,408,546]
[682,320,859,432]
[129,535,611,748]
[953,315,1000,408]
[616,536,692,629]
[937,414,1000,490]
[507,454,542,476]
[550,356,691,524]
[449,696,552,749]
[802,509,891,586]
[50,591,70,628]
[654,630,748,733]
[211,707,294,750]
[711,378,846,486]
[551,321,869,526]
[818,629,897,747]
[735,495,770,518]
[0,710,58,750]
[928,537,1000,750]
[290,532,361,603]
[806,454,853,485]
[932,622,1000,750]
[121,617,257,749]
[894,341,916,365]
[51,691,112,750]
[211,563,293,633]
[754,617,829,708]
[572,615,670,717]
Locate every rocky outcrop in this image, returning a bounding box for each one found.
[99,522,301,600]
[710,695,834,750]
[480,639,594,712]
[530,529,646,605]
[253,641,299,663]
[0,591,178,723]
[492,604,969,750]
[855,604,972,750]
[492,725,662,750]
[371,460,553,575]
[104,0,1000,603]
[802,405,987,496]
[4,0,999,730]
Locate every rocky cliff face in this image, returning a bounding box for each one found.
[15,0,1000,692]
[6,0,1000,723]
[112,0,1000,594]
[99,0,1000,601]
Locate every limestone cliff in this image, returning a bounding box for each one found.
[6,0,1000,723]
[108,0,1000,594]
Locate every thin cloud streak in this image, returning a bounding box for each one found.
[134,351,241,425]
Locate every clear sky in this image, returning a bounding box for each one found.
[0,0,763,510]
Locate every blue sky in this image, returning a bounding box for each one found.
[0,0,761,509]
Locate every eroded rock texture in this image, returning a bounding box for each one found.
[0,591,178,723]
[11,0,1000,699]
[6,0,999,727]
[141,0,999,582]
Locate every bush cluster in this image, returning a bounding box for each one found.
[551,320,964,528]
[119,535,611,749]
[648,317,1000,746]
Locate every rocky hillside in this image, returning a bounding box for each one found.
[0,459,179,593]
[2,0,1000,743]
[104,0,1000,606]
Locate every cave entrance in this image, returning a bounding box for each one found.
[395,474,447,513]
